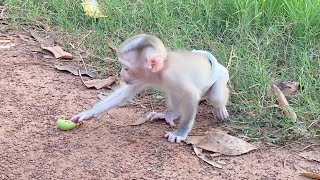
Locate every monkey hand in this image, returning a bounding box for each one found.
[146,111,178,127]
[214,107,229,121]
[71,109,100,122]
[164,132,186,143]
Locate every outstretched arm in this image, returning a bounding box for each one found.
[71,84,142,122]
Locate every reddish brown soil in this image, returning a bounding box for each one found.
[0,32,319,180]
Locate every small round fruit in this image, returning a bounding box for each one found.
[56,119,77,131]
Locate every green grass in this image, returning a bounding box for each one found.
[5,0,320,143]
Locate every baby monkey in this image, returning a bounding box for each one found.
[72,34,230,143]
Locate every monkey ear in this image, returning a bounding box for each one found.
[147,55,164,72]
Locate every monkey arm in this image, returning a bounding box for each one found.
[71,84,142,122]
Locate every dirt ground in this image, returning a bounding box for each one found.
[0,31,319,180]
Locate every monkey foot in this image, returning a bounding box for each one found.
[214,107,229,121]
[146,111,177,127]
[164,132,186,143]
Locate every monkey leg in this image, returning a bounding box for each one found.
[165,91,200,143]
[208,80,230,121]
[146,93,180,126]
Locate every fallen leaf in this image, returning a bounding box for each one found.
[210,153,223,157]
[216,160,227,165]
[130,117,148,126]
[299,151,320,162]
[108,42,118,52]
[30,31,55,47]
[300,172,320,180]
[55,63,98,78]
[42,46,74,60]
[192,145,223,169]
[273,81,299,96]
[271,84,297,121]
[185,135,206,145]
[195,130,257,156]
[83,76,117,89]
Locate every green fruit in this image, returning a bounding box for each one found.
[56,119,77,131]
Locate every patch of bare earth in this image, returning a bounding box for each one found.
[0,33,319,180]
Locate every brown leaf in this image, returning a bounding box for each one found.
[108,42,118,52]
[130,117,148,126]
[42,46,74,60]
[210,153,223,157]
[195,130,257,156]
[192,145,223,169]
[54,63,98,78]
[299,151,320,162]
[185,135,206,145]
[30,31,55,47]
[300,172,320,179]
[83,76,117,89]
[273,81,299,96]
[271,84,297,121]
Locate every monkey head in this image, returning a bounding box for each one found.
[119,47,165,85]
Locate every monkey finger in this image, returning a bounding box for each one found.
[219,108,229,120]
[164,132,182,143]
[71,114,82,122]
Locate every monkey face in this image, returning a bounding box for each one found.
[119,62,147,85]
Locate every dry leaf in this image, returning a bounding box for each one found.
[192,145,223,169]
[299,151,320,162]
[300,172,320,180]
[273,81,299,96]
[216,160,227,165]
[195,130,257,156]
[42,46,74,59]
[108,42,118,52]
[185,135,206,145]
[30,31,55,47]
[210,153,223,157]
[54,63,98,78]
[83,76,117,89]
[130,117,148,126]
[271,84,297,121]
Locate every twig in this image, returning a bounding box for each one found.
[283,154,293,168]
[300,144,318,152]
[79,53,88,73]
[78,69,86,86]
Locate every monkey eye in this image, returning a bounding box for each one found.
[124,67,129,71]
